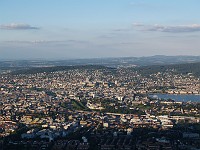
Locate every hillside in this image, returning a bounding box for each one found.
[10,65,111,75]
[8,61,200,78]
[135,62,200,77]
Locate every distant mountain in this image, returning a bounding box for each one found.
[1,55,200,68]
[1,55,200,75]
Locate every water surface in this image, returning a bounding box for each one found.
[149,94,200,102]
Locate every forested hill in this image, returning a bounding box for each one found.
[135,62,200,77]
[11,65,111,75]
[10,62,200,78]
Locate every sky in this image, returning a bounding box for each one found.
[1,0,200,60]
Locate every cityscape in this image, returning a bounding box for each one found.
[1,0,200,149]
[0,61,200,149]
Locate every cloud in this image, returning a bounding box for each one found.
[0,23,40,30]
[112,28,132,32]
[133,23,200,33]
[1,40,90,46]
[132,23,145,27]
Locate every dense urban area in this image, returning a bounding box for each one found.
[0,63,200,150]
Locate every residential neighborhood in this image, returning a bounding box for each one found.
[0,67,200,149]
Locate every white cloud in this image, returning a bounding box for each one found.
[133,23,200,33]
[0,23,40,30]
[1,40,90,46]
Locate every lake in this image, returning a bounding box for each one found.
[148,93,200,102]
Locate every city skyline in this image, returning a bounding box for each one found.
[1,0,200,59]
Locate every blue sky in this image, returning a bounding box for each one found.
[1,0,200,59]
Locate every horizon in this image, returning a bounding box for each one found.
[0,55,200,61]
[1,0,200,59]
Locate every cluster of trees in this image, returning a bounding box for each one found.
[71,99,90,111]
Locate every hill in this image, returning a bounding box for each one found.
[11,65,111,75]
[135,62,200,77]
[8,61,200,78]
